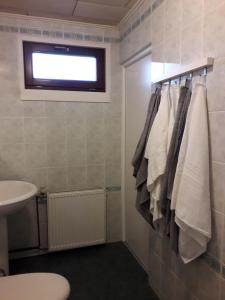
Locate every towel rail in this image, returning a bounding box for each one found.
[152,57,214,84]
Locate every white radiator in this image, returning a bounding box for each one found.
[47,189,106,251]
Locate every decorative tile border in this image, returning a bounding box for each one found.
[0,0,165,44]
[0,24,120,43]
[0,24,18,32]
[120,0,165,42]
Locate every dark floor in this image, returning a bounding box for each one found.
[10,242,159,300]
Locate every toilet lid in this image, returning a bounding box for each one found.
[0,273,70,300]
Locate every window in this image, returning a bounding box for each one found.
[23,41,106,92]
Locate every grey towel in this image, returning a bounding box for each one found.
[132,89,161,226]
[160,85,192,253]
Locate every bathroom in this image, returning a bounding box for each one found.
[0,0,225,299]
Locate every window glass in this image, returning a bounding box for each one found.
[32,53,97,82]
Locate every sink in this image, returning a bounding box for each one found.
[0,181,38,275]
[0,181,38,217]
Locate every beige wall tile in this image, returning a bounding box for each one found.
[0,143,25,180]
[209,112,225,163]
[165,0,181,38]
[23,167,48,189]
[66,116,86,142]
[67,138,86,166]
[175,277,196,300]
[152,42,165,63]
[86,164,105,189]
[204,0,225,13]
[0,98,23,117]
[222,220,225,264]
[208,210,224,260]
[86,115,104,141]
[25,143,47,169]
[0,118,23,144]
[211,162,225,213]
[182,0,203,28]
[46,118,66,144]
[47,167,68,192]
[149,231,162,257]
[139,16,151,49]
[181,19,203,65]
[47,142,67,167]
[164,33,181,64]
[65,102,86,119]
[221,277,225,300]
[87,138,105,165]
[161,269,176,300]
[148,252,162,295]
[45,101,66,117]
[151,2,165,45]
[104,137,121,165]
[204,4,225,59]
[195,260,221,300]
[175,257,200,292]
[206,63,225,112]
[105,163,121,187]
[24,117,47,144]
[23,101,46,117]
[67,166,86,190]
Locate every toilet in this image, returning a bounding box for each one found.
[0,272,70,300]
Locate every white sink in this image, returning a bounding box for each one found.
[0,180,38,275]
[0,181,38,217]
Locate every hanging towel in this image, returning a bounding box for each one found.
[145,85,180,224]
[171,82,211,263]
[159,85,192,253]
[132,88,161,225]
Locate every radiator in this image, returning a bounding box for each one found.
[47,189,106,251]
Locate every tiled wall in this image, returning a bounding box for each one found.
[119,0,152,64]
[120,0,225,299]
[0,13,122,242]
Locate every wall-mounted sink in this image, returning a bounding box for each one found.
[0,181,38,217]
[0,181,38,275]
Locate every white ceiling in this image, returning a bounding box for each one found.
[0,0,138,25]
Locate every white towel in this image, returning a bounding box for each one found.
[171,82,211,263]
[145,85,179,223]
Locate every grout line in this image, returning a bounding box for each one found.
[209,111,225,114]
[212,160,225,165]
[72,0,79,17]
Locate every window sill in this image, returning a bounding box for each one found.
[21,88,110,102]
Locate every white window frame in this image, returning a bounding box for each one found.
[18,35,111,102]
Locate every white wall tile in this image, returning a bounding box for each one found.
[204,4,225,59]
[209,112,225,163]
[182,0,203,28]
[181,19,203,65]
[0,118,23,143]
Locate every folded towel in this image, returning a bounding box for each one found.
[159,85,192,253]
[145,85,180,223]
[132,89,161,225]
[171,82,211,263]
